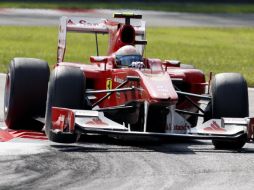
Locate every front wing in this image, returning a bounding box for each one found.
[51,107,254,141]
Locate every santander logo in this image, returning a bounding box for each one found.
[204,121,226,132]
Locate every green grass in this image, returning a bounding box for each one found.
[1,1,254,13]
[0,26,254,86]
[147,27,254,86]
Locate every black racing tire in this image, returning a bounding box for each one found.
[4,58,50,129]
[212,134,248,150]
[45,66,85,143]
[211,73,249,119]
[208,73,249,150]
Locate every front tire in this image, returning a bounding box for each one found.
[4,58,49,129]
[206,73,249,149]
[45,66,85,143]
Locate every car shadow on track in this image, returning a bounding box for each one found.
[50,134,254,155]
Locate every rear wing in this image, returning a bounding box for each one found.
[57,16,146,63]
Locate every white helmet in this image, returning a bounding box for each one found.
[115,45,142,67]
[115,45,140,56]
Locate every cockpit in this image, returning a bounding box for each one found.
[115,45,144,68]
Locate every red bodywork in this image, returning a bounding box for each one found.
[2,14,252,145]
[58,60,205,110]
[55,14,206,132]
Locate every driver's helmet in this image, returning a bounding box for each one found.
[115,45,143,67]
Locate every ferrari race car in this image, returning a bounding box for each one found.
[4,13,254,149]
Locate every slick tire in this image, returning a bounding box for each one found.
[4,58,50,129]
[45,66,85,143]
[208,73,249,149]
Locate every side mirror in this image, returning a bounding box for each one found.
[90,56,108,70]
[163,60,181,71]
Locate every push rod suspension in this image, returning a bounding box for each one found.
[91,80,129,108]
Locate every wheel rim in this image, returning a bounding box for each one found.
[4,72,11,118]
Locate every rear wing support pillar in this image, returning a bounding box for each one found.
[57,17,67,63]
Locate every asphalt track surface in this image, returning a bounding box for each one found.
[1,9,254,190]
[0,73,254,190]
[0,8,254,27]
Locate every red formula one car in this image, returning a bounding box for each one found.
[4,13,254,149]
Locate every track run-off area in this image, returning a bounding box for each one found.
[0,8,254,27]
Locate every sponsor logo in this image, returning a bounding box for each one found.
[67,19,105,27]
[106,78,112,99]
[174,125,188,131]
[52,114,65,129]
[114,77,125,99]
[106,78,112,90]
[114,77,124,84]
[86,118,108,126]
[166,123,189,134]
[52,114,71,132]
[156,85,169,96]
[204,121,226,132]
[67,19,74,25]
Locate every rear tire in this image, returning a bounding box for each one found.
[4,58,50,129]
[45,66,85,143]
[207,73,249,149]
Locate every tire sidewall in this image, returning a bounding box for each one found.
[211,73,249,118]
[45,66,85,143]
[4,58,49,129]
[209,73,249,149]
